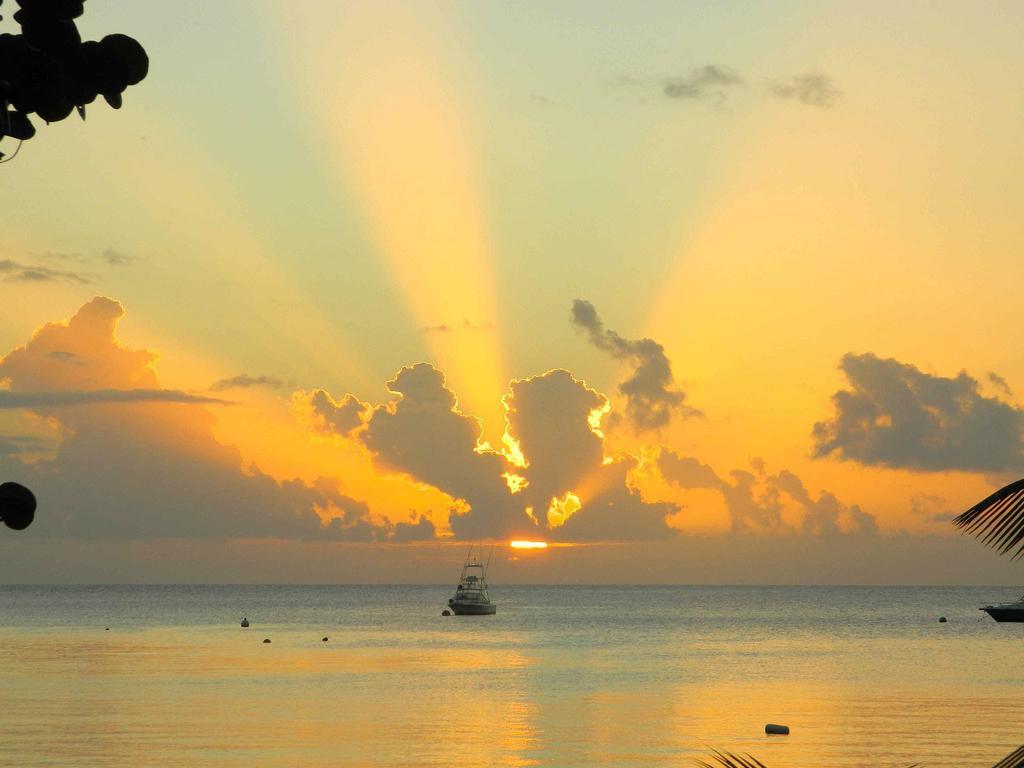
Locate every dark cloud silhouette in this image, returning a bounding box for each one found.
[570,299,697,431]
[312,366,677,540]
[390,514,437,542]
[306,391,368,437]
[553,457,678,541]
[0,389,226,408]
[0,297,385,541]
[658,450,877,536]
[36,247,136,267]
[988,371,1013,397]
[48,350,80,362]
[812,353,1024,472]
[0,258,91,284]
[662,65,744,102]
[505,369,607,509]
[420,319,493,334]
[910,493,957,524]
[209,374,284,392]
[769,74,842,108]
[0,435,49,456]
[359,364,531,540]
[101,247,136,266]
[505,369,678,540]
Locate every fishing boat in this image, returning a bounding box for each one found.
[447,547,496,615]
[981,594,1024,622]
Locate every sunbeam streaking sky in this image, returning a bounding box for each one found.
[3,0,1024,583]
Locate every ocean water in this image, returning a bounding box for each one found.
[1,585,1023,768]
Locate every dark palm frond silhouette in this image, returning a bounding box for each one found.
[952,477,1024,559]
[693,750,768,768]
[692,750,922,768]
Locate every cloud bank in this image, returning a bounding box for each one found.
[571,299,697,431]
[308,366,679,541]
[658,450,877,536]
[0,389,225,408]
[813,353,1024,472]
[0,298,384,541]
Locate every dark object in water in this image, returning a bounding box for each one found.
[939,616,947,623]
[0,482,36,530]
[981,602,1024,623]
[240,618,249,628]
[447,547,497,615]
[441,609,451,616]
[262,638,271,644]
[764,724,789,735]
[322,637,328,642]
[104,627,109,631]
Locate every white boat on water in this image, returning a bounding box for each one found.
[981,593,1024,622]
[447,548,496,615]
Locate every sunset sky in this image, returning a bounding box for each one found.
[3,1,1024,583]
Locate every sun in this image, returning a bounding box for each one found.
[509,540,549,550]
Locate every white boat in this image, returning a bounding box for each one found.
[447,547,497,615]
[981,594,1024,622]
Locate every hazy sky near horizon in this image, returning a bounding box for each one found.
[3,1,1024,583]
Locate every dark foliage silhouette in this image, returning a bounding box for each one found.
[953,477,1024,559]
[0,0,148,159]
[693,750,924,768]
[0,480,35,529]
[693,750,768,768]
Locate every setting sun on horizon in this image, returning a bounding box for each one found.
[509,540,549,550]
[5,3,1024,766]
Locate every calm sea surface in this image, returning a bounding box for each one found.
[1,585,1023,767]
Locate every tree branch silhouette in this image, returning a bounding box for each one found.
[0,0,148,160]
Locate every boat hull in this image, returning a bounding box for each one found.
[982,606,1024,622]
[449,601,496,616]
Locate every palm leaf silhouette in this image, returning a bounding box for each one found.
[692,751,921,768]
[692,750,768,768]
[953,477,1024,559]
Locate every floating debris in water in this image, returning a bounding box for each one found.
[322,637,328,642]
[263,638,271,644]
[764,723,789,735]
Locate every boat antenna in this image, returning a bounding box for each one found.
[484,545,494,578]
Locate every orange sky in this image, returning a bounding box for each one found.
[3,1,1024,582]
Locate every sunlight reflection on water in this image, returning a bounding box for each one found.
[1,585,1022,767]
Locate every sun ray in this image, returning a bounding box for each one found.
[298,3,509,437]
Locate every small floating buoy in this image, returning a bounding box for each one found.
[322,636,328,642]
[765,723,790,735]
[263,638,271,644]
[241,618,249,628]
[442,609,451,616]
[104,627,110,631]
[939,616,947,623]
